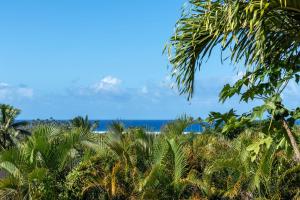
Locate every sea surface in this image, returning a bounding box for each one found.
[22,120,203,132]
[20,119,300,133]
[95,120,203,132]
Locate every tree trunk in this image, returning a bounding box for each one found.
[0,132,6,149]
[282,119,300,163]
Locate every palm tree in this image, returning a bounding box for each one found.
[137,118,209,199]
[63,123,156,199]
[137,135,210,199]
[161,115,201,137]
[202,129,300,199]
[64,120,199,199]
[167,0,300,162]
[0,104,30,149]
[0,125,99,199]
[167,0,300,97]
[71,115,98,133]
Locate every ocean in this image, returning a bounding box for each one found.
[24,119,300,133]
[23,119,203,132]
[95,120,203,132]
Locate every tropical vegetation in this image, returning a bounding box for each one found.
[0,104,30,150]
[0,0,300,199]
[0,109,298,199]
[166,0,300,163]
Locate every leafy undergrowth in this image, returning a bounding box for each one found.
[0,116,299,199]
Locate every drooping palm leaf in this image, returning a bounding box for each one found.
[167,0,300,98]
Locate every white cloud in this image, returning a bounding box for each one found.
[0,82,34,100]
[92,76,122,92]
[17,87,34,98]
[141,86,148,94]
[0,82,9,88]
[0,82,13,99]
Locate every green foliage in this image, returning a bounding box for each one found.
[63,155,113,200]
[206,109,251,139]
[161,115,201,136]
[167,0,300,162]
[71,115,99,133]
[167,0,300,99]
[0,104,30,149]
[0,116,298,199]
[0,124,99,199]
[1,0,300,198]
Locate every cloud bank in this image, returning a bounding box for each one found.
[2,73,300,119]
[91,76,122,93]
[0,82,33,100]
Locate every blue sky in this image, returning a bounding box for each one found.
[0,1,299,119]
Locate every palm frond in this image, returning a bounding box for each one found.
[167,0,300,98]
